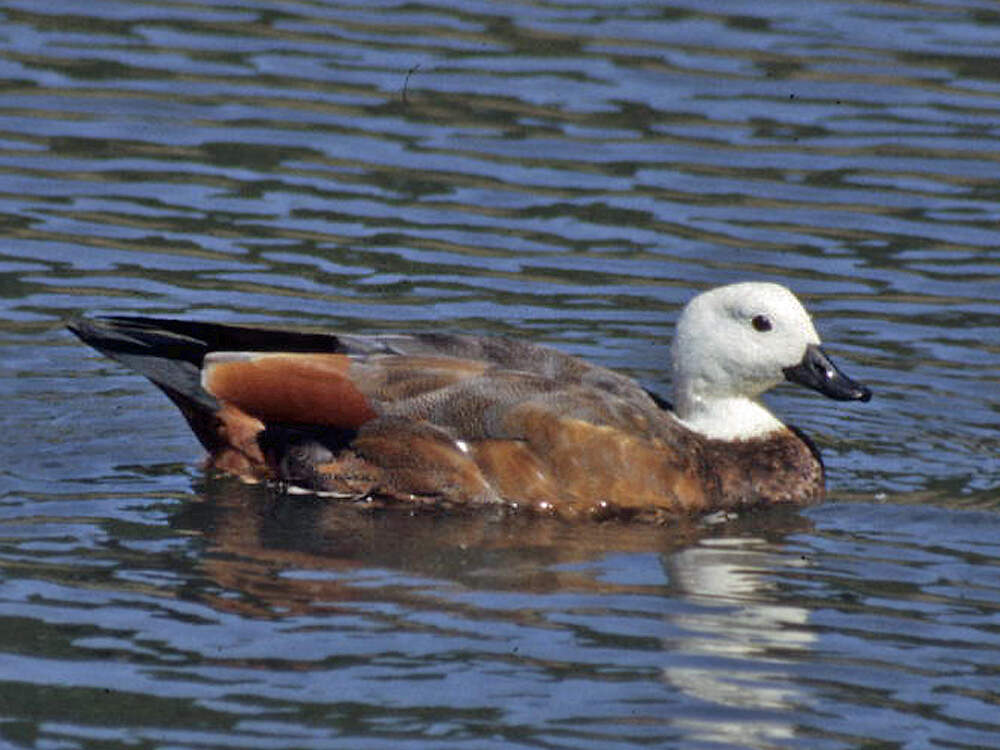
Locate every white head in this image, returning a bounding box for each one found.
[670,282,869,440]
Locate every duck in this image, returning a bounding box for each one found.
[68,282,871,521]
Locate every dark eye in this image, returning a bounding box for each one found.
[751,314,772,332]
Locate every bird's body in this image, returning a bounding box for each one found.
[69,283,871,520]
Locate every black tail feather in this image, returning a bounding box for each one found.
[70,316,343,362]
[68,316,344,453]
[68,317,214,407]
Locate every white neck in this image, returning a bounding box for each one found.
[674,394,785,441]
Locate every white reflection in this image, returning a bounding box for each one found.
[663,536,814,745]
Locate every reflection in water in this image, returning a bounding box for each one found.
[171,477,821,746]
[665,537,814,746]
[174,476,707,616]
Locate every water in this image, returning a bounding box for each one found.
[2,0,1000,747]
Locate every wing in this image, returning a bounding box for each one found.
[201,351,490,428]
[201,346,664,439]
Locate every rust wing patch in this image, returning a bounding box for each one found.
[203,352,378,428]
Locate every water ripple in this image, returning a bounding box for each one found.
[2,0,1000,747]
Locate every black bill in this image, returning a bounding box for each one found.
[783,344,872,402]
